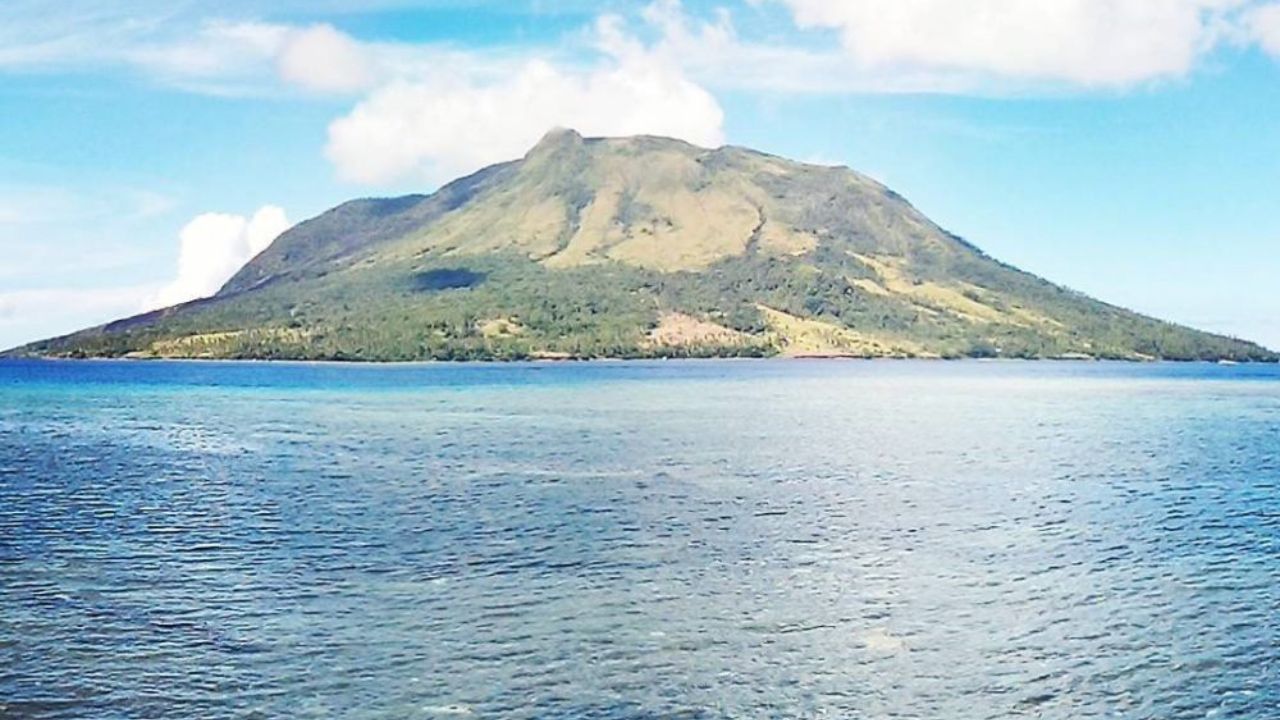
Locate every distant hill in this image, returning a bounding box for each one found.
[8,129,1275,362]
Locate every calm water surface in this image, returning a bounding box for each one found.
[1,359,1277,719]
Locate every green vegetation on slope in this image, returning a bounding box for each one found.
[9,130,1275,362]
[16,250,1272,362]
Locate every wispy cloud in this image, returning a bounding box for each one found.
[8,1,1280,98]
[0,285,157,350]
[0,185,175,227]
[1247,2,1280,55]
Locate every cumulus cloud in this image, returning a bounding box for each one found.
[150,206,290,310]
[774,0,1249,88]
[325,19,724,185]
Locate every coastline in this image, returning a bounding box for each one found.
[0,353,1274,366]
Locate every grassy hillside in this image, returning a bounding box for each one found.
[9,130,1275,362]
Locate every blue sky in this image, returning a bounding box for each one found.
[2,0,1278,350]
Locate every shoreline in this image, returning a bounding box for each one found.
[0,354,1274,367]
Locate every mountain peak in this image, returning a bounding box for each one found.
[527,126,584,155]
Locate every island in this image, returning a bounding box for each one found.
[6,129,1273,362]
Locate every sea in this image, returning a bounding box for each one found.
[1,358,1276,719]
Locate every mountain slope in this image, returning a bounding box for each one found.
[10,129,1275,362]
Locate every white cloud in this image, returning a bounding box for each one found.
[325,21,725,185]
[276,24,376,93]
[0,8,382,96]
[6,0,1280,97]
[150,205,290,309]
[5,1,1278,101]
[631,0,977,94]
[0,198,289,349]
[124,20,382,96]
[1247,2,1280,55]
[774,0,1249,88]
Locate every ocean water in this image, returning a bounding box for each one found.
[1,359,1277,719]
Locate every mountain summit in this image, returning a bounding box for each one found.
[10,131,1274,361]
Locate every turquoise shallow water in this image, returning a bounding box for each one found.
[1,359,1277,719]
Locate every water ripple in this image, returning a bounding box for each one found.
[1,361,1278,718]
